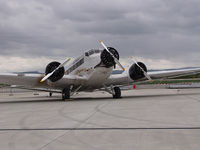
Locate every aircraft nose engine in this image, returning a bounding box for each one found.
[129,62,147,80]
[45,61,65,82]
[100,47,119,68]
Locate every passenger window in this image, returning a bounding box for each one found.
[66,58,84,74]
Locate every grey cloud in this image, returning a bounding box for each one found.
[0,0,200,69]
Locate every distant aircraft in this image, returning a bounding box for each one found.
[0,40,200,100]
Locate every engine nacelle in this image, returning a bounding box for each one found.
[100,47,119,68]
[129,62,147,80]
[45,61,65,82]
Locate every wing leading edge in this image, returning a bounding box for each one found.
[105,67,200,86]
[0,73,88,91]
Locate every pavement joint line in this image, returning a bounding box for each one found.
[38,102,111,150]
[0,127,200,131]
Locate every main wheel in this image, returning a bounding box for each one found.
[113,87,121,99]
[62,88,70,101]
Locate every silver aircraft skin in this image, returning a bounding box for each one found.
[0,41,200,100]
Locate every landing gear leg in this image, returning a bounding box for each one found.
[62,88,70,101]
[112,87,121,99]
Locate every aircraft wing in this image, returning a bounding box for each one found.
[1,67,200,92]
[0,73,88,91]
[105,67,200,86]
[148,68,200,79]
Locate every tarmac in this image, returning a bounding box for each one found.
[0,88,200,150]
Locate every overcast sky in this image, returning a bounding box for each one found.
[0,0,200,72]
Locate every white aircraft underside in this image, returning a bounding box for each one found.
[0,41,200,100]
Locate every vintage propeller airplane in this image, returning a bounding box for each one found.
[0,40,200,100]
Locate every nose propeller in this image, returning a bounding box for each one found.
[99,40,125,71]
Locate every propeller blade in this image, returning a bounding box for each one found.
[58,58,71,68]
[40,58,71,83]
[131,56,153,82]
[99,40,125,71]
[114,57,125,71]
[40,71,55,83]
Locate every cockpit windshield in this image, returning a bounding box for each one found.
[85,49,102,57]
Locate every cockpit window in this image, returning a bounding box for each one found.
[85,52,89,56]
[95,50,101,53]
[85,49,101,57]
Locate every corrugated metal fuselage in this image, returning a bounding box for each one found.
[56,51,114,91]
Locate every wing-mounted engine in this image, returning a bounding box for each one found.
[129,62,147,80]
[100,47,119,68]
[45,61,65,82]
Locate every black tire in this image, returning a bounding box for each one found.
[113,87,121,99]
[62,88,70,101]
[49,92,52,97]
